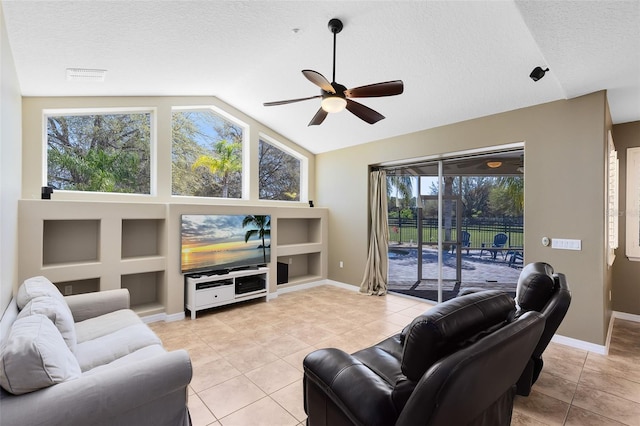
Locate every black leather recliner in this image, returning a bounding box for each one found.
[513,262,571,396]
[303,290,545,426]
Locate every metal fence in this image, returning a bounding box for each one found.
[388,216,524,248]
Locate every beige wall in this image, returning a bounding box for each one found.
[612,121,640,314]
[21,96,315,204]
[317,91,612,346]
[0,4,22,314]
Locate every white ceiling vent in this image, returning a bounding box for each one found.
[66,68,107,82]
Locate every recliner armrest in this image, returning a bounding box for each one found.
[304,348,398,426]
[65,289,130,322]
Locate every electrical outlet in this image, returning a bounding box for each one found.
[64,285,73,295]
[339,261,344,268]
[288,258,292,265]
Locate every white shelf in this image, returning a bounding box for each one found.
[276,242,323,257]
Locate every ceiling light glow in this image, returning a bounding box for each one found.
[321,96,347,113]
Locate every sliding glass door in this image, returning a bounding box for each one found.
[386,148,524,303]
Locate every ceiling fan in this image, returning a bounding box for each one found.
[263,18,404,126]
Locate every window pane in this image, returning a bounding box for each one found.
[172,109,243,198]
[258,139,301,201]
[46,113,151,194]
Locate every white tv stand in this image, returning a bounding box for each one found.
[185,267,269,319]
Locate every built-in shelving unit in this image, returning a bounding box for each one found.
[19,201,328,319]
[275,211,328,287]
[19,200,167,316]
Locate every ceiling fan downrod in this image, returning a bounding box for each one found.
[328,18,343,83]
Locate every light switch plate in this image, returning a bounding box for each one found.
[551,238,582,250]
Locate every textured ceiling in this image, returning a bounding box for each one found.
[2,0,639,154]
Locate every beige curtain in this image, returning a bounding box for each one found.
[360,170,389,295]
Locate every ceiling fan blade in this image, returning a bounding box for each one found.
[302,70,335,93]
[345,80,404,98]
[308,108,328,126]
[346,99,385,124]
[263,95,321,107]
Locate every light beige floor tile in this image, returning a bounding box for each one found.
[584,351,640,384]
[222,343,280,373]
[579,368,640,404]
[513,391,570,426]
[542,343,587,383]
[219,396,298,426]
[571,383,640,425]
[188,393,217,426]
[282,347,315,372]
[245,359,303,394]
[510,409,553,426]
[565,405,627,426]
[198,375,266,420]
[265,334,313,358]
[190,358,242,393]
[270,379,307,422]
[533,371,578,403]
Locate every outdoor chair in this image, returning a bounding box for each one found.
[481,233,508,260]
[451,230,471,254]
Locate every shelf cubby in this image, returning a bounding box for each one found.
[53,278,100,296]
[121,271,164,309]
[122,219,165,259]
[43,219,100,265]
[277,218,322,246]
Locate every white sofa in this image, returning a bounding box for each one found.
[0,277,192,426]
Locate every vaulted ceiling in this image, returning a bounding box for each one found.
[2,0,638,154]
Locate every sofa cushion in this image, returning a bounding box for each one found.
[17,296,77,352]
[16,276,66,310]
[74,309,143,343]
[0,314,81,395]
[74,323,162,372]
[83,344,166,376]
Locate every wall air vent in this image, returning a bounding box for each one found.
[66,68,107,82]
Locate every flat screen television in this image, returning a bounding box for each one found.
[181,214,271,274]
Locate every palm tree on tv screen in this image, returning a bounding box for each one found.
[243,215,271,263]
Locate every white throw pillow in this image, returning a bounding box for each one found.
[0,314,81,395]
[18,296,77,352]
[17,276,66,309]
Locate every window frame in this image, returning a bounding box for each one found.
[171,105,249,200]
[606,131,618,266]
[42,107,157,197]
[258,133,308,203]
[626,146,640,261]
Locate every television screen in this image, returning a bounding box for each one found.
[181,214,271,273]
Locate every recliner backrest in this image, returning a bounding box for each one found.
[515,262,571,358]
[396,311,545,426]
[400,290,515,382]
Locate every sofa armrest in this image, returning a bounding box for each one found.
[304,348,398,426]
[0,349,192,426]
[64,289,130,322]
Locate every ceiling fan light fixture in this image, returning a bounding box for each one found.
[321,96,347,113]
[487,161,502,168]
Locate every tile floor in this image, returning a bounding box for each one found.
[149,285,640,426]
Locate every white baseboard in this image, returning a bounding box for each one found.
[141,311,185,324]
[551,334,607,355]
[613,310,640,322]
